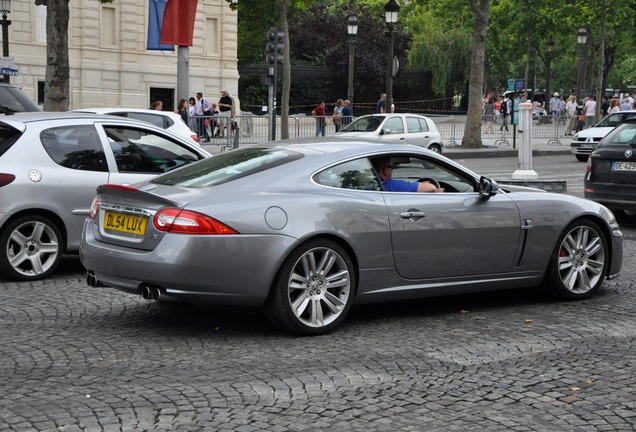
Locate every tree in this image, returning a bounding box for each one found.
[462,0,489,148]
[37,0,113,111]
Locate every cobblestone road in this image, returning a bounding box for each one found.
[1,222,635,432]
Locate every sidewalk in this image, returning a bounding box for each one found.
[443,136,572,159]
[200,135,573,159]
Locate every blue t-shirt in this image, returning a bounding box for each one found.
[376,99,385,113]
[382,179,419,192]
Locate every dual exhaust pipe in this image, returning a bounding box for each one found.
[141,285,163,301]
[86,271,174,302]
[86,271,103,288]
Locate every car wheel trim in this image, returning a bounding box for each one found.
[7,220,60,277]
[287,247,351,328]
[557,225,605,294]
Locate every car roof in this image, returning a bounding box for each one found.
[0,111,126,124]
[250,137,436,159]
[74,107,180,117]
[358,113,428,119]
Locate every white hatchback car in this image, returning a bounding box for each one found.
[0,112,210,281]
[335,113,444,153]
[73,107,199,144]
[571,110,636,161]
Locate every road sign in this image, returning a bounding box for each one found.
[515,79,525,91]
[1,68,18,76]
[507,79,516,91]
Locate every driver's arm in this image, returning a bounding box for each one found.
[417,182,444,193]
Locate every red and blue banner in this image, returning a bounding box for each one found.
[147,0,198,51]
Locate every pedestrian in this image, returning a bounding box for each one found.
[341,100,353,126]
[217,90,234,138]
[376,93,386,114]
[176,98,189,124]
[452,92,462,112]
[549,92,564,122]
[609,96,620,115]
[584,95,597,128]
[563,95,577,135]
[494,96,502,123]
[149,100,163,111]
[188,97,197,133]
[332,99,344,132]
[196,92,213,141]
[483,95,495,133]
[499,93,511,132]
[311,100,327,137]
[619,96,632,111]
[600,96,610,118]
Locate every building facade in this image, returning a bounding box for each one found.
[9,0,238,111]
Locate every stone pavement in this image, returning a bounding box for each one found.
[1,223,635,431]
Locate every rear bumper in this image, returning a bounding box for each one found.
[80,219,298,307]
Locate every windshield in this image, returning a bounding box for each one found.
[596,112,636,128]
[151,147,303,187]
[598,123,636,147]
[340,116,383,132]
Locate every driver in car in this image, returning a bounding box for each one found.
[374,158,444,193]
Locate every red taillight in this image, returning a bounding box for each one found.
[100,184,139,192]
[89,197,100,220]
[153,208,238,235]
[191,134,199,143]
[586,154,592,173]
[0,173,16,187]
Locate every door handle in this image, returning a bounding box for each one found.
[400,210,426,222]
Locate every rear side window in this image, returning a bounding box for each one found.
[41,126,107,172]
[0,126,21,157]
[314,158,380,191]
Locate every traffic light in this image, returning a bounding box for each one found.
[266,27,285,65]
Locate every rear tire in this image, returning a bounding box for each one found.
[544,219,608,300]
[0,215,63,281]
[575,154,589,162]
[264,239,355,335]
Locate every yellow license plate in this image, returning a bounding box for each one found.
[104,211,147,235]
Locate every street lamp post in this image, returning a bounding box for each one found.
[384,0,400,112]
[346,15,358,104]
[0,0,11,84]
[545,37,554,112]
[576,27,587,101]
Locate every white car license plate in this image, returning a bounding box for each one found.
[612,161,636,171]
[580,143,596,149]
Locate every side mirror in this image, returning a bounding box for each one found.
[479,176,499,196]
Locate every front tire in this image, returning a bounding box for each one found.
[544,219,608,300]
[428,143,442,154]
[265,239,355,335]
[0,215,63,281]
[575,154,588,162]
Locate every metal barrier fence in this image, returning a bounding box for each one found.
[191,113,593,150]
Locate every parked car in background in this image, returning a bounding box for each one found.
[571,110,636,161]
[0,83,41,114]
[0,112,210,281]
[73,107,198,144]
[335,113,444,153]
[584,118,636,218]
[80,139,621,335]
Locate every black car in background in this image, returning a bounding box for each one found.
[585,118,636,217]
[0,83,41,114]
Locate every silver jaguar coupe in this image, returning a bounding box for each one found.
[80,139,623,335]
